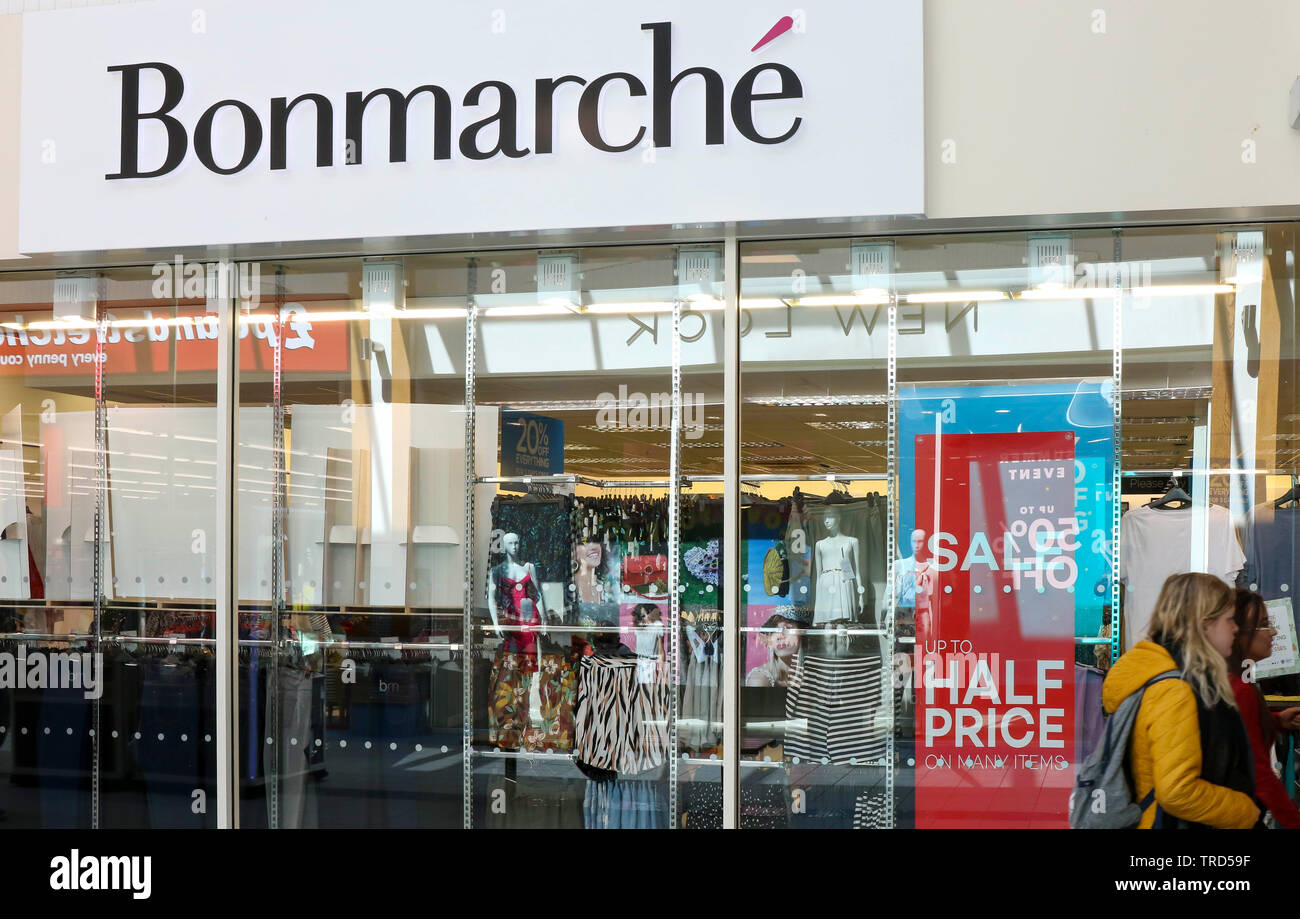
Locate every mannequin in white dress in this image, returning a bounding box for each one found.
[813,510,863,624]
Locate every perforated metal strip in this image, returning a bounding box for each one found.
[462,259,478,830]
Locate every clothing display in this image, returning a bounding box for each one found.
[679,776,723,829]
[802,495,884,624]
[813,537,860,624]
[1240,503,1300,602]
[584,778,669,829]
[574,649,671,776]
[488,649,578,752]
[134,654,214,829]
[681,627,723,751]
[740,781,790,829]
[785,497,814,618]
[893,556,934,612]
[784,652,887,765]
[1119,504,1245,650]
[853,790,890,829]
[489,494,577,589]
[490,565,543,662]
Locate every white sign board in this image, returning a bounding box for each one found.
[1258,597,1300,680]
[19,0,923,253]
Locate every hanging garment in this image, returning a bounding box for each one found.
[574,651,670,776]
[786,500,815,620]
[813,539,860,624]
[489,494,575,586]
[853,790,890,829]
[1119,504,1245,650]
[863,497,888,625]
[679,777,723,829]
[740,779,791,829]
[488,651,533,751]
[529,650,579,752]
[483,759,585,829]
[583,778,669,829]
[489,646,578,753]
[680,628,724,751]
[784,652,886,765]
[1241,503,1300,604]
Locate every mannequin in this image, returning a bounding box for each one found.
[488,532,548,663]
[813,510,863,624]
[487,532,552,751]
[893,528,935,634]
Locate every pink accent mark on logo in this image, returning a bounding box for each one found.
[751,15,794,52]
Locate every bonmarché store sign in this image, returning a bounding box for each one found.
[18,0,923,253]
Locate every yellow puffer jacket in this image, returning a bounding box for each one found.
[1102,641,1257,829]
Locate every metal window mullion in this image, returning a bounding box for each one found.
[668,296,682,828]
[463,258,478,830]
[886,296,897,829]
[1110,231,1123,665]
[268,267,286,829]
[215,266,240,829]
[91,275,106,830]
[721,231,740,829]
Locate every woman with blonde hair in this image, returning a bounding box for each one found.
[1102,571,1261,829]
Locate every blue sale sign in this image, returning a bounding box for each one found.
[500,412,564,476]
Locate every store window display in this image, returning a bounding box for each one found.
[1120,488,1246,650]
[13,226,1300,829]
[812,505,863,625]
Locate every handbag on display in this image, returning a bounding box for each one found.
[622,554,668,599]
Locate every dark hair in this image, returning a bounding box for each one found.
[1229,589,1276,748]
[760,613,803,631]
[632,603,660,623]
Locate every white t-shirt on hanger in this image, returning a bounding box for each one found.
[1119,504,1245,650]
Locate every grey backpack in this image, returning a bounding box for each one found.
[1068,669,1181,829]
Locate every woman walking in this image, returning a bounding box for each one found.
[1102,572,1260,829]
[1228,589,1300,828]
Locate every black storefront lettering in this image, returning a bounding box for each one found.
[105,22,804,180]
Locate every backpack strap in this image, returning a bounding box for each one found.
[1101,669,1181,762]
[1132,670,1181,824]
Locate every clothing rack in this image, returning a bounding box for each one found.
[470,748,886,768]
[478,473,888,488]
[1121,468,1300,477]
[739,626,886,637]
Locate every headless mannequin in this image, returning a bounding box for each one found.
[813,511,863,623]
[488,532,548,668]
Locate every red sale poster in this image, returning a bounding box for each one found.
[913,430,1077,828]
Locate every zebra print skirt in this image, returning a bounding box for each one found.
[575,654,671,776]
